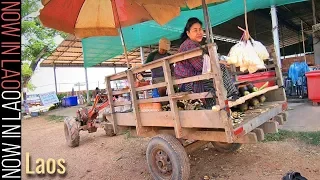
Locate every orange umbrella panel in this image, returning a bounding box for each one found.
[39,0,154,38]
[39,0,228,38]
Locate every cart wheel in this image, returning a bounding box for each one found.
[146,134,190,180]
[104,124,116,137]
[64,117,80,147]
[211,142,242,153]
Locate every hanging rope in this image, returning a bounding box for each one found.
[244,0,249,39]
[238,0,251,41]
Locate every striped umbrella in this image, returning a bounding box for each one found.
[39,0,226,68]
[39,0,226,38]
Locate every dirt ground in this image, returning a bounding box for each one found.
[22,117,320,180]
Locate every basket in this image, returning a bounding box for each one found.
[139,102,162,112]
[134,81,150,88]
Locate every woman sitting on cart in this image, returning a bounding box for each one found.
[174,17,239,107]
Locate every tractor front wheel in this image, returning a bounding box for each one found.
[104,124,116,137]
[64,117,80,147]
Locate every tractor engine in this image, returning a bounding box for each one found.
[76,108,89,125]
[76,107,98,133]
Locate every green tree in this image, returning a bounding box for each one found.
[22,0,67,90]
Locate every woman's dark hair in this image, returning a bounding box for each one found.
[180,17,203,43]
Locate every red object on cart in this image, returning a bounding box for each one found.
[305,70,320,103]
[238,71,276,88]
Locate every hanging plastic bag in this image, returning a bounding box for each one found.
[202,54,212,74]
[242,41,266,73]
[227,42,245,66]
[227,39,266,73]
[251,39,270,60]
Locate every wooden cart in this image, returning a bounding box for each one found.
[102,43,288,179]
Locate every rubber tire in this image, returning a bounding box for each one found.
[64,117,80,147]
[104,124,116,137]
[146,134,190,180]
[211,142,242,153]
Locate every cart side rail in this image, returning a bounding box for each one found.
[104,42,287,143]
[232,100,288,144]
[105,43,232,140]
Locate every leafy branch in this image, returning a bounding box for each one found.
[22,0,67,90]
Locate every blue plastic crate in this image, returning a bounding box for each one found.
[68,96,78,106]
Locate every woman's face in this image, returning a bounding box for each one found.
[187,22,204,42]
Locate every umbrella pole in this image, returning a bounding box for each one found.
[112,0,130,69]
[118,27,130,69]
[202,0,214,44]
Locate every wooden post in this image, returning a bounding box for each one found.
[207,45,226,106]
[203,0,233,141]
[127,70,151,135]
[163,60,183,138]
[207,45,234,142]
[105,77,118,134]
[230,64,238,81]
[201,0,226,105]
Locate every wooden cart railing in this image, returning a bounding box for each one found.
[104,43,287,143]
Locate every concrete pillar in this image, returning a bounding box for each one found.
[84,67,90,103]
[312,0,320,65]
[314,37,320,65]
[53,64,58,93]
[271,6,282,68]
[140,47,145,63]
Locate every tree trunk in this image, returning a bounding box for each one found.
[22,47,47,100]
